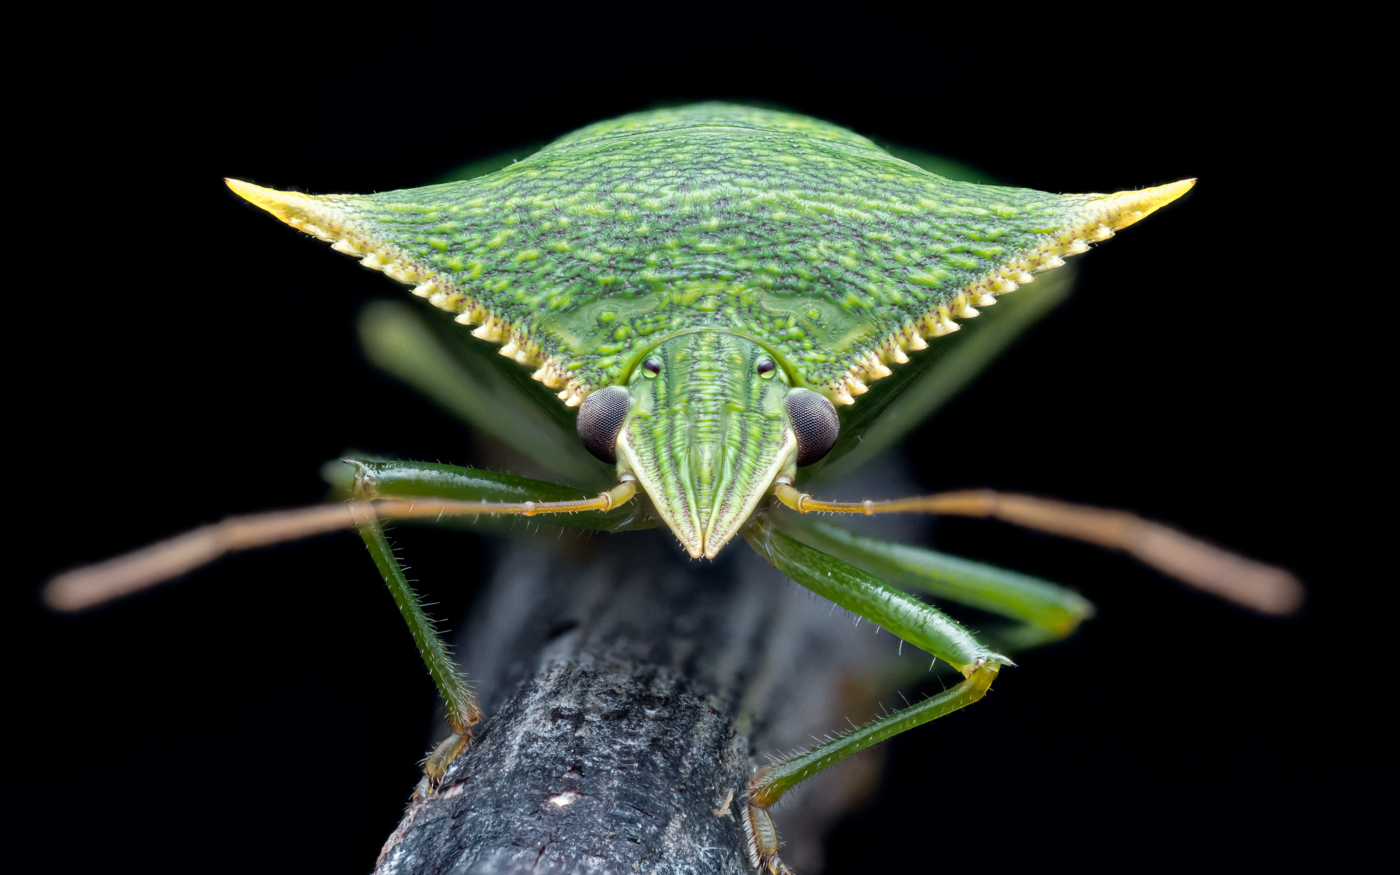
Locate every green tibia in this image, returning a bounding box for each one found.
[743,517,1008,673]
[748,662,998,809]
[230,104,1190,408]
[619,332,796,558]
[354,509,479,733]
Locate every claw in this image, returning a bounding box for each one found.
[417,730,469,798]
[743,803,792,874]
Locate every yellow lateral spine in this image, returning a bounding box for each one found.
[229,177,1193,414]
[226,177,580,398]
[826,179,1195,405]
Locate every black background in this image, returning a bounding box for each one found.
[13,16,1373,874]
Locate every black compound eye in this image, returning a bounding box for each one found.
[641,358,662,377]
[576,387,630,464]
[756,359,776,378]
[785,389,840,467]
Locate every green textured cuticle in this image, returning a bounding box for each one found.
[336,103,1088,393]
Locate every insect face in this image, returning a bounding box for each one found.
[616,331,799,559]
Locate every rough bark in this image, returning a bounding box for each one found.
[374,514,904,875]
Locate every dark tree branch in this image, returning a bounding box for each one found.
[375,517,901,874]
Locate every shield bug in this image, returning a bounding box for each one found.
[48,104,1300,873]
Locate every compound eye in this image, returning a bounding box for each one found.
[576,387,630,464]
[785,389,840,467]
[757,359,776,379]
[641,358,662,377]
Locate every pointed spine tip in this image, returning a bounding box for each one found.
[225,178,352,239]
[1101,178,1196,231]
[226,178,303,219]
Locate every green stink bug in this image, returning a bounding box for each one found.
[46,104,1300,873]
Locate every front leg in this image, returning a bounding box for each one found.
[47,460,640,798]
[741,663,998,873]
[353,508,480,797]
[776,514,1095,652]
[740,517,1011,873]
[349,464,638,795]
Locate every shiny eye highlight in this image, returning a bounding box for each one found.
[576,387,630,463]
[642,358,662,377]
[757,359,776,378]
[785,389,840,467]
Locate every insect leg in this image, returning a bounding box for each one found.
[777,514,1093,651]
[740,516,1009,872]
[43,463,637,790]
[353,504,480,796]
[345,466,638,794]
[741,666,996,873]
[773,482,1302,615]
